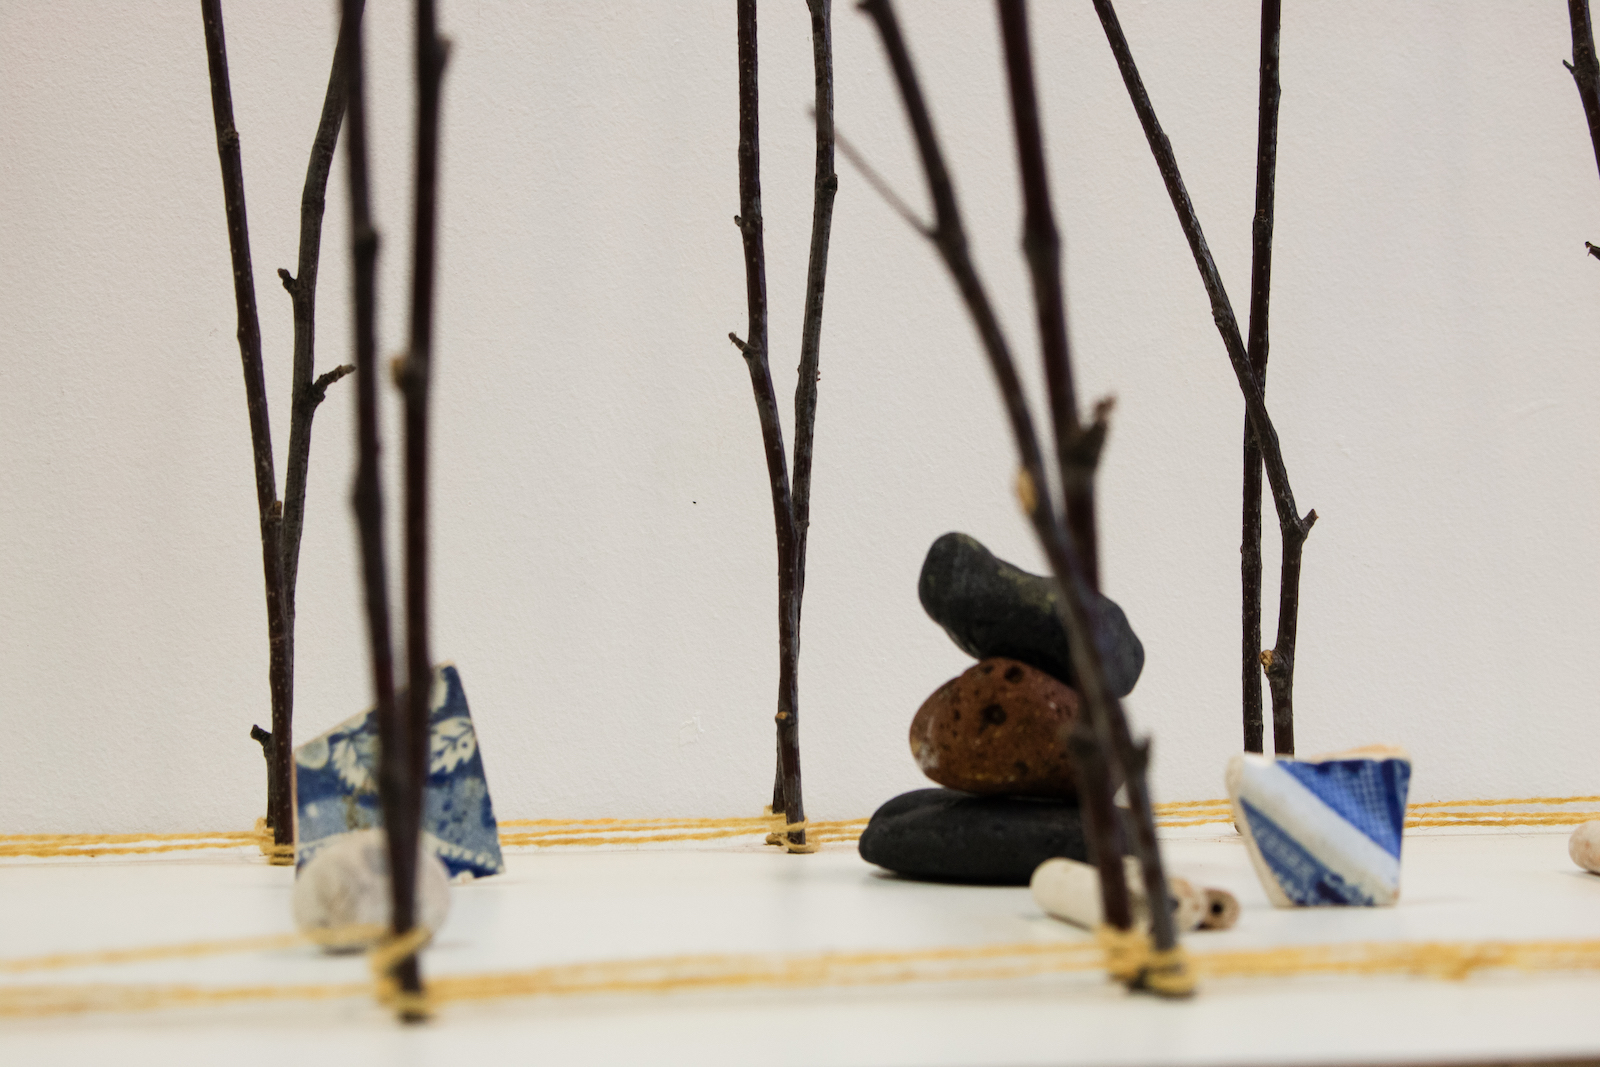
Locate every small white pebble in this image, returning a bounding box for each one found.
[1570,820,1600,874]
[292,829,451,951]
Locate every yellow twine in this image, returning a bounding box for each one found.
[368,926,433,1019]
[4,795,1596,862]
[254,818,295,866]
[1094,924,1150,983]
[762,806,821,854]
[7,934,1600,1019]
[1140,944,1196,997]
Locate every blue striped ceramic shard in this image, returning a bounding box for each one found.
[1226,747,1411,907]
[293,663,505,880]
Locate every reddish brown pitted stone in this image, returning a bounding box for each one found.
[909,657,1084,799]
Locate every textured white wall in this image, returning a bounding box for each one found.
[3,2,1597,833]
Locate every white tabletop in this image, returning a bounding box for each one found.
[4,825,1599,1066]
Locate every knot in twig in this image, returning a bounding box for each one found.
[390,353,415,389]
[728,333,762,359]
[1014,467,1039,516]
[1260,648,1291,678]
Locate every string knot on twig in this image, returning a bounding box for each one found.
[762,806,819,854]
[368,925,433,1019]
[252,817,294,866]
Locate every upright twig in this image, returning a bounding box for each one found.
[203,0,357,844]
[730,0,834,850]
[280,2,363,622]
[201,0,293,845]
[997,4,1100,592]
[995,0,1126,943]
[363,0,451,1020]
[1567,0,1600,188]
[1092,0,1315,755]
[861,0,1192,996]
[1241,0,1280,754]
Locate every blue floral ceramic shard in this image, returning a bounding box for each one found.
[1226,747,1411,907]
[294,664,505,879]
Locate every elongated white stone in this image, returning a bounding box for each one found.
[1570,821,1600,874]
[292,828,452,951]
[1030,856,1207,932]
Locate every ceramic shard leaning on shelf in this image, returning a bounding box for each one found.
[294,663,505,879]
[1227,746,1412,907]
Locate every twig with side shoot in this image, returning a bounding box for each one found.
[1567,0,1600,187]
[730,0,836,850]
[201,0,294,846]
[202,0,357,844]
[1241,0,1280,754]
[860,0,1192,996]
[1093,0,1314,754]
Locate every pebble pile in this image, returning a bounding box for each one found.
[858,533,1145,885]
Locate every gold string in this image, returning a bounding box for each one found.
[368,926,433,1019]
[762,806,821,854]
[6,935,1600,1019]
[5,796,1596,861]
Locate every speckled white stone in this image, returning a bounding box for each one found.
[1569,821,1600,874]
[292,829,451,950]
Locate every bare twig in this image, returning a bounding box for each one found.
[1567,0,1600,186]
[1093,0,1315,754]
[997,2,1101,591]
[375,0,452,1019]
[834,126,928,235]
[280,0,365,623]
[996,0,1125,941]
[341,0,416,1020]
[731,0,808,849]
[201,0,293,844]
[861,0,1192,994]
[792,0,837,606]
[1241,0,1280,754]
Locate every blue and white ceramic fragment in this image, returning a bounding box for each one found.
[294,664,505,879]
[1226,747,1411,907]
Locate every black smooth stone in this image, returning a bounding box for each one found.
[918,531,1145,698]
[858,787,1103,885]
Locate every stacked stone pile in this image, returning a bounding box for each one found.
[858,533,1145,884]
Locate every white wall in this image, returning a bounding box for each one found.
[3,2,1597,833]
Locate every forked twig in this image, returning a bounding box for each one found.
[860,0,1191,995]
[1093,0,1314,753]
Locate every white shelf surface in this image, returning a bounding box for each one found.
[4,826,1600,1066]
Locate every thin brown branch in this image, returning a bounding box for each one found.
[792,0,836,595]
[201,0,293,844]
[997,0,1099,592]
[1241,0,1280,755]
[1568,1,1600,185]
[281,0,367,628]
[1093,0,1314,755]
[834,126,930,236]
[341,0,412,1020]
[388,0,451,1020]
[312,363,356,402]
[733,0,806,848]
[862,0,1192,994]
[997,0,1126,939]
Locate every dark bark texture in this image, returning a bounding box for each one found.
[1567,0,1600,187]
[201,0,293,845]
[860,0,1193,995]
[730,0,836,850]
[203,0,357,843]
[1241,0,1280,754]
[1093,0,1314,755]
